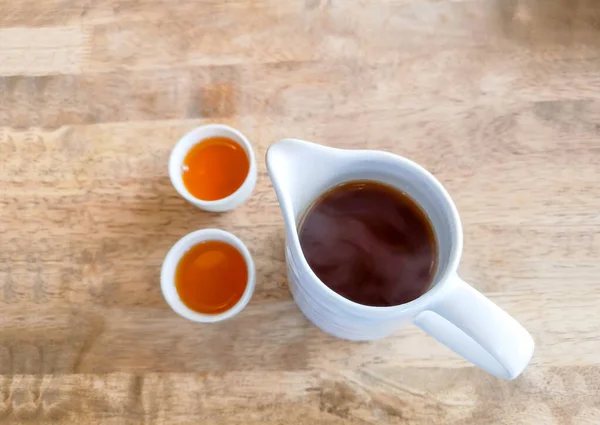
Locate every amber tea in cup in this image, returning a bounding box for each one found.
[298,180,437,307]
[182,136,250,201]
[162,229,256,322]
[169,125,257,212]
[176,240,248,314]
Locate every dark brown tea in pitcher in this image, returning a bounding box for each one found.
[298,181,437,307]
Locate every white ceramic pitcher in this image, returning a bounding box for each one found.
[266,138,534,380]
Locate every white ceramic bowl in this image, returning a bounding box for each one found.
[161,229,256,323]
[169,124,257,212]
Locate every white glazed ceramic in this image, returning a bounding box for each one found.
[169,124,257,212]
[266,139,534,380]
[161,229,256,323]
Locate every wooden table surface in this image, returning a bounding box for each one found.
[1,0,600,423]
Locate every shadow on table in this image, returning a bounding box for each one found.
[78,173,289,310]
[71,175,221,310]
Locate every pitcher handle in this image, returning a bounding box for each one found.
[414,274,534,380]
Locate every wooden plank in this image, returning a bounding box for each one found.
[0,288,594,374]
[84,0,600,71]
[0,366,598,423]
[0,27,88,77]
[0,66,239,128]
[0,0,295,27]
[3,44,600,126]
[0,116,599,310]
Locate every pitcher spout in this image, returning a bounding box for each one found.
[266,139,347,239]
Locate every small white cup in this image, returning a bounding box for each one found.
[161,229,256,323]
[169,124,257,212]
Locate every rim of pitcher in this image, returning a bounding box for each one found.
[270,144,464,313]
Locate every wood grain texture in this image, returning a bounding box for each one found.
[1,0,600,423]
